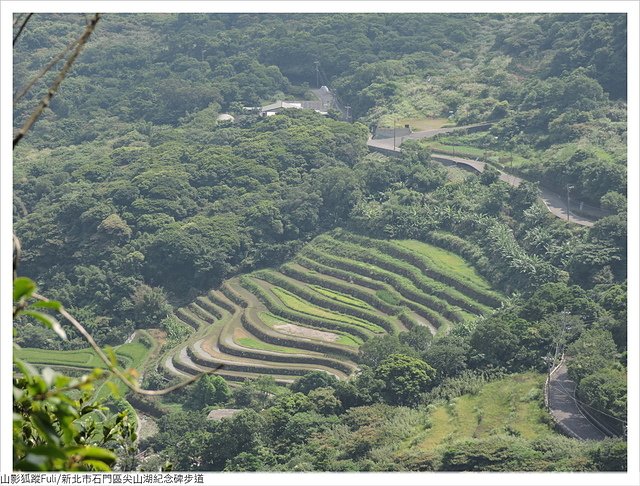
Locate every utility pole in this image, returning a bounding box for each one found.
[314,61,320,88]
[566,184,574,222]
[344,105,351,122]
[393,118,396,151]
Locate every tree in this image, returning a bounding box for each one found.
[399,325,433,356]
[600,191,626,214]
[291,371,339,395]
[577,367,626,423]
[190,374,231,409]
[423,335,469,383]
[520,282,602,323]
[13,363,135,471]
[97,213,132,241]
[358,334,414,368]
[313,164,363,226]
[567,328,618,383]
[589,440,628,471]
[469,316,520,369]
[480,166,500,185]
[308,387,342,415]
[511,181,540,212]
[130,284,172,328]
[375,354,435,407]
[13,276,135,471]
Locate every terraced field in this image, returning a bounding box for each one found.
[15,332,155,399]
[160,230,504,384]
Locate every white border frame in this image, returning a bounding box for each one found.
[2,2,638,485]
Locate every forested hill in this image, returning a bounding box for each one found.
[12,12,628,473]
[13,14,626,133]
[14,13,626,352]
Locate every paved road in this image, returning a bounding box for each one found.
[368,124,488,151]
[311,88,337,112]
[547,362,607,440]
[538,186,595,227]
[367,129,597,227]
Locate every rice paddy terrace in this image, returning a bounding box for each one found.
[161,230,505,385]
[14,332,156,399]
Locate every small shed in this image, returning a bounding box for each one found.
[216,113,235,122]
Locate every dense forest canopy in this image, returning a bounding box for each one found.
[12,12,628,473]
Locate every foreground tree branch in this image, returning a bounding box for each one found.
[14,37,80,104]
[13,13,33,45]
[31,292,223,396]
[13,13,100,148]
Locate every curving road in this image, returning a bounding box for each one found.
[547,362,607,440]
[367,128,597,227]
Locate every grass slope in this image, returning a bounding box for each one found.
[415,373,551,451]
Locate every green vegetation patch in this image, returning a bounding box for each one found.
[308,284,373,310]
[397,239,491,290]
[17,337,153,404]
[270,286,385,334]
[417,373,551,451]
[379,117,450,131]
[259,312,362,347]
[16,349,104,369]
[16,340,151,371]
[300,247,452,329]
[375,289,402,306]
[235,337,301,354]
[311,235,483,317]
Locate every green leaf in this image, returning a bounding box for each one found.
[26,445,68,461]
[105,346,117,367]
[31,412,62,447]
[79,459,112,471]
[106,381,121,398]
[66,446,116,462]
[32,300,63,311]
[13,357,38,379]
[22,310,67,340]
[14,456,49,471]
[13,277,36,301]
[42,367,57,387]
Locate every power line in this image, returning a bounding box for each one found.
[549,375,626,425]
